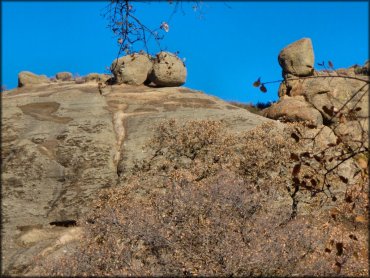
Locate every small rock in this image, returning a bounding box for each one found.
[278,38,314,77]
[18,71,50,87]
[149,51,187,87]
[56,72,73,81]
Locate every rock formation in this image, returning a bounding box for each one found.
[18,71,50,87]
[2,81,269,275]
[2,44,368,276]
[110,51,187,87]
[264,38,369,140]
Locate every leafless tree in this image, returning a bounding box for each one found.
[103,0,203,59]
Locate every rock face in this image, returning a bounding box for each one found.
[111,53,153,85]
[278,38,314,77]
[2,83,118,274]
[149,51,187,86]
[1,82,270,275]
[18,71,50,87]
[56,72,72,81]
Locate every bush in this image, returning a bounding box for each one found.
[33,120,368,276]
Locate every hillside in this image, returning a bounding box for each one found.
[2,81,270,275]
[1,38,368,276]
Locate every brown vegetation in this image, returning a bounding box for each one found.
[32,120,368,276]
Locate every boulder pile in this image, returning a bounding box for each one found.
[110,51,187,87]
[17,71,112,87]
[17,51,186,88]
[263,38,369,145]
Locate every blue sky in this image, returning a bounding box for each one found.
[2,1,369,104]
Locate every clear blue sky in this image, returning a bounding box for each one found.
[1,1,368,104]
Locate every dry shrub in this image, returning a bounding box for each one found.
[33,120,368,276]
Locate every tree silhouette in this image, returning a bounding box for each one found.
[103,0,202,58]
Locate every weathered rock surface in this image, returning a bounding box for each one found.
[275,69,369,150]
[263,95,323,126]
[150,51,187,86]
[278,38,314,77]
[1,82,270,275]
[111,53,153,85]
[56,72,72,81]
[18,71,50,87]
[273,39,369,151]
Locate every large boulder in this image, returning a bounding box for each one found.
[56,72,72,81]
[18,71,50,87]
[110,53,152,85]
[278,38,314,77]
[263,95,323,126]
[149,51,187,86]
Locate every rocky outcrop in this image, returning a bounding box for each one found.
[3,39,368,276]
[278,38,314,77]
[110,53,153,85]
[149,51,187,86]
[1,81,270,275]
[18,71,50,87]
[109,51,187,87]
[266,38,369,140]
[56,72,72,81]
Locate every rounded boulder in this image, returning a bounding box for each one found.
[150,52,187,87]
[18,71,50,87]
[278,38,314,77]
[111,53,152,85]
